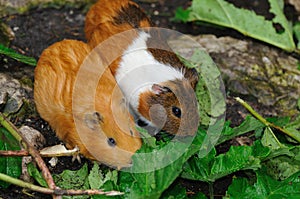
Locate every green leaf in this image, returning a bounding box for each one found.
[295,23,300,49]
[179,49,226,127]
[265,154,300,180]
[173,7,190,22]
[27,162,48,187]
[89,164,119,199]
[119,128,207,198]
[0,44,37,66]
[0,127,22,188]
[181,141,268,182]
[179,0,295,52]
[53,163,89,189]
[225,168,300,198]
[161,184,187,199]
[284,114,300,139]
[217,115,265,145]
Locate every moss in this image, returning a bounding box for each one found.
[19,76,34,89]
[0,0,97,17]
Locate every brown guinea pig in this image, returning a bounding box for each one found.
[34,39,142,168]
[85,0,199,136]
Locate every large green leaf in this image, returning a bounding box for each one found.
[118,128,207,198]
[175,0,295,52]
[181,141,270,182]
[0,127,22,188]
[225,168,300,198]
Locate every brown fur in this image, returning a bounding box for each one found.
[34,40,141,168]
[138,80,199,136]
[85,0,199,136]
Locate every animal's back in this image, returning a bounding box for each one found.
[85,0,151,47]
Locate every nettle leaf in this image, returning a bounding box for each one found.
[118,128,207,198]
[225,168,300,198]
[265,154,300,180]
[53,163,89,190]
[284,114,300,143]
[176,0,295,52]
[89,163,119,199]
[217,115,264,145]
[179,48,226,127]
[0,127,22,188]
[0,44,37,66]
[181,141,270,182]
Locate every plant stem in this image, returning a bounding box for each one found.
[208,182,214,199]
[0,113,23,147]
[0,112,57,194]
[0,172,123,196]
[0,172,53,194]
[235,97,300,143]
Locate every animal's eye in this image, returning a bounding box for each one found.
[137,119,148,127]
[172,106,181,118]
[107,137,116,147]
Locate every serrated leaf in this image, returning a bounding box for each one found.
[0,127,22,188]
[225,168,300,198]
[265,156,300,180]
[181,141,269,182]
[178,0,295,52]
[217,115,265,145]
[53,163,89,190]
[0,44,37,66]
[119,128,207,198]
[88,163,103,190]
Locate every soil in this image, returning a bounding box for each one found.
[0,0,299,198]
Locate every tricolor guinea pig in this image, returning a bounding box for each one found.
[85,0,199,136]
[34,39,142,168]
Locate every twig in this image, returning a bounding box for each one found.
[0,150,29,156]
[235,97,300,143]
[0,113,58,197]
[0,172,123,196]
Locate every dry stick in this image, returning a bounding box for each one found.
[0,173,123,196]
[235,97,300,143]
[0,113,57,195]
[0,149,79,158]
[0,150,29,156]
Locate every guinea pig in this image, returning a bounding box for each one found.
[34,39,142,168]
[85,0,199,136]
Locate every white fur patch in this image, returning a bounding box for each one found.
[115,31,184,111]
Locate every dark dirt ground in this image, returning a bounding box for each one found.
[0,0,299,198]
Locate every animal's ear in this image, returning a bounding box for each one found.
[84,112,103,130]
[186,68,199,89]
[151,84,171,95]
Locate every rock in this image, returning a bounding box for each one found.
[0,73,29,114]
[19,125,46,149]
[287,0,300,16]
[170,34,300,117]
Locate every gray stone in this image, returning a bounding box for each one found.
[0,73,28,114]
[170,34,300,117]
